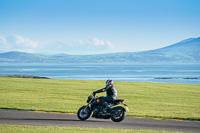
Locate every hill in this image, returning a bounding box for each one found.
[0,37,200,63]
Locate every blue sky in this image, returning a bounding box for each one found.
[0,0,200,55]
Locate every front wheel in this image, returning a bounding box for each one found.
[77,106,91,120]
[111,106,126,122]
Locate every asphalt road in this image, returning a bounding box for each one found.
[0,109,199,132]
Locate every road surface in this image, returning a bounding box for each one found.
[0,109,199,132]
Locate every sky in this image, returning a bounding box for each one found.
[0,0,200,55]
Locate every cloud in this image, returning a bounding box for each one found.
[13,34,38,48]
[87,38,115,50]
[106,41,115,49]
[0,36,7,44]
[0,34,39,53]
[0,35,115,54]
[0,36,9,52]
[39,38,115,54]
[66,38,115,49]
[88,38,105,46]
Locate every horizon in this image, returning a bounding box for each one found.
[0,0,200,55]
[1,36,199,56]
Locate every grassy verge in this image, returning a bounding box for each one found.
[0,77,200,120]
[0,124,187,133]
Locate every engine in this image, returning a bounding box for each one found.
[93,106,101,116]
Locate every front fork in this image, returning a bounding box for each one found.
[84,97,94,110]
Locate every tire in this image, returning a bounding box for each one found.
[77,106,91,121]
[111,106,126,122]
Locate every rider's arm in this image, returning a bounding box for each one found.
[94,88,105,93]
[94,85,112,94]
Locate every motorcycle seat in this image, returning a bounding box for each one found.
[111,99,122,104]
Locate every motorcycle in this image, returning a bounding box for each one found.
[77,94,129,122]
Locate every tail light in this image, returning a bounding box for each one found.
[121,99,124,102]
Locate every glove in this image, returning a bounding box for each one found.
[92,91,96,96]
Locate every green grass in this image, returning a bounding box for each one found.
[0,77,200,120]
[0,124,187,133]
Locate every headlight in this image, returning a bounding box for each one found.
[86,95,93,103]
[86,97,90,103]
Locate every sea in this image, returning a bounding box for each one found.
[0,63,200,84]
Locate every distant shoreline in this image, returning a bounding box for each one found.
[154,77,200,79]
[1,75,199,80]
[0,75,49,79]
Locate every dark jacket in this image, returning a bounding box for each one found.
[95,85,117,100]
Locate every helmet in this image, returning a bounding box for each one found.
[106,79,113,86]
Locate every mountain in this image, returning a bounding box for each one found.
[0,37,200,63]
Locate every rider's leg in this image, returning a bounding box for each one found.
[99,96,113,111]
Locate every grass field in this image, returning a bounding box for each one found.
[0,77,200,120]
[0,124,187,133]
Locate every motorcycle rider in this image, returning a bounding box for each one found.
[93,79,117,112]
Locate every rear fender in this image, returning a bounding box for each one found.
[113,102,129,112]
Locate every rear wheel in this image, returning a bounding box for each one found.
[77,106,91,120]
[111,106,126,122]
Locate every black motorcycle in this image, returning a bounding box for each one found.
[77,94,129,122]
